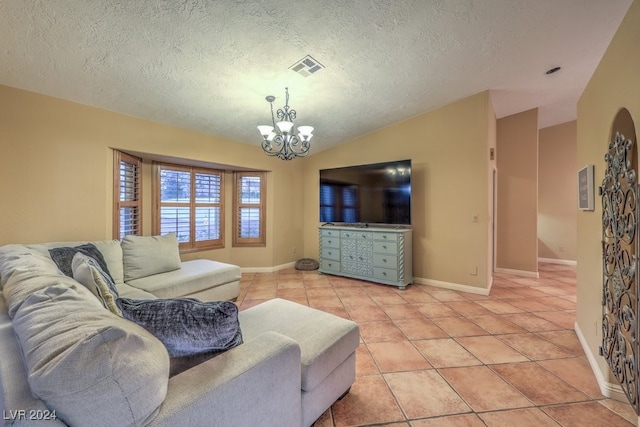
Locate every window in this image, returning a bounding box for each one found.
[320,184,336,222]
[342,186,358,222]
[319,183,359,223]
[113,151,142,239]
[233,172,266,247]
[153,163,224,251]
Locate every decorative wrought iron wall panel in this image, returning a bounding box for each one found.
[601,131,639,414]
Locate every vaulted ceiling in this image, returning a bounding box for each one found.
[0,0,633,153]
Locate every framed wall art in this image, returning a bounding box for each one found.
[578,164,595,211]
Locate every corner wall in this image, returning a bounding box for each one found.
[577,0,640,397]
[302,91,494,291]
[496,108,539,274]
[538,121,577,262]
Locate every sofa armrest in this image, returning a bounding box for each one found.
[149,331,302,427]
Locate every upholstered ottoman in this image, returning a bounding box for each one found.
[239,298,359,427]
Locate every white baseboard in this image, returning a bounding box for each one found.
[574,321,628,402]
[241,261,296,274]
[494,267,540,278]
[538,257,577,266]
[413,276,490,295]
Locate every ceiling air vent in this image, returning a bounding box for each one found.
[289,55,325,77]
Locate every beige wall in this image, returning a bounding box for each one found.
[577,0,640,389]
[538,121,577,261]
[301,91,493,290]
[1,84,494,287]
[496,108,539,273]
[0,84,304,268]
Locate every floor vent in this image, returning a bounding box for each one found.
[289,55,325,77]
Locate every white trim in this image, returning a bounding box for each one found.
[413,276,490,295]
[494,267,540,278]
[241,262,296,274]
[538,257,577,266]
[574,321,628,402]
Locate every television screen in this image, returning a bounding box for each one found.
[319,159,411,225]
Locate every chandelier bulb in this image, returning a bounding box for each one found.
[276,121,294,134]
[257,125,274,138]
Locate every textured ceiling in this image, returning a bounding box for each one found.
[0,0,633,153]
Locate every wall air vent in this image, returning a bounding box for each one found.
[289,55,325,77]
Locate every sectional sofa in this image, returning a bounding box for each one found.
[0,235,359,426]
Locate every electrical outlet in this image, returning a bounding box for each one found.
[559,246,565,253]
[292,246,297,255]
[470,265,478,276]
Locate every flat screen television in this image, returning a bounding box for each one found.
[319,159,411,225]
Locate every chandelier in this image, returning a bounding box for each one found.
[257,87,314,160]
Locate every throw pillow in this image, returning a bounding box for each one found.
[72,253,121,316]
[117,297,243,357]
[121,234,181,281]
[49,243,114,282]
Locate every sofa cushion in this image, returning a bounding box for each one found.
[12,284,169,427]
[72,253,121,316]
[239,298,360,392]
[126,259,241,299]
[117,297,243,357]
[122,234,181,281]
[92,240,125,285]
[48,243,114,282]
[0,244,74,318]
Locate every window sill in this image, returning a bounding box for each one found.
[178,244,224,254]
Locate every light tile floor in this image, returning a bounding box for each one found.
[236,263,637,426]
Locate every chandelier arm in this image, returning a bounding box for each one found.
[287,135,311,156]
[271,134,284,147]
[261,140,277,155]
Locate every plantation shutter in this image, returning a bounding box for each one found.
[159,168,191,243]
[233,172,266,247]
[114,151,141,239]
[154,164,224,251]
[194,172,222,243]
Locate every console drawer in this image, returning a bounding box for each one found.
[341,230,373,240]
[320,228,340,238]
[375,232,398,242]
[321,237,340,249]
[321,260,341,273]
[373,253,398,268]
[373,267,398,282]
[373,241,398,254]
[322,247,340,261]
